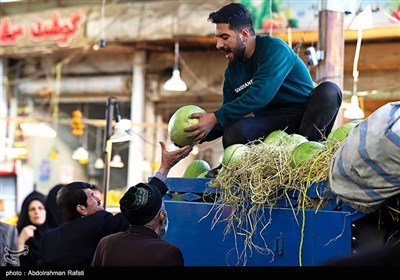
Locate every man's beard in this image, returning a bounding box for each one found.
[230,40,246,64]
[158,210,169,238]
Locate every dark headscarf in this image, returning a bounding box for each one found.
[45,184,65,228]
[17,191,49,267]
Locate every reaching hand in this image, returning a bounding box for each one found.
[157,141,192,176]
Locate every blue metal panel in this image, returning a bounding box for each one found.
[158,178,360,266]
[165,177,215,193]
[163,200,352,266]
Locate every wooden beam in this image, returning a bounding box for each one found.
[343,70,400,92]
[344,26,400,42]
[344,41,400,72]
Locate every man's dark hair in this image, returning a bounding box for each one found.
[91,185,102,193]
[208,3,255,35]
[56,182,94,221]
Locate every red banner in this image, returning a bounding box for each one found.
[0,10,85,48]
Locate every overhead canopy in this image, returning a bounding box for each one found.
[0,1,222,55]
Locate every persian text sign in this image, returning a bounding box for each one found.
[0,10,85,48]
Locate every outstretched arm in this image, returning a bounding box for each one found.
[157,141,192,177]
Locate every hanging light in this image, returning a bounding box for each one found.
[109,119,133,143]
[163,42,187,92]
[349,5,373,30]
[110,154,124,168]
[20,122,57,138]
[72,146,89,160]
[344,95,365,119]
[344,5,373,120]
[94,157,105,169]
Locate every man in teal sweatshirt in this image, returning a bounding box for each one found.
[185,3,342,177]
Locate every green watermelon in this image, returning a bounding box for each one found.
[182,159,211,178]
[286,133,308,147]
[197,171,208,178]
[327,122,358,146]
[263,130,289,145]
[168,105,206,147]
[291,141,327,168]
[221,144,249,166]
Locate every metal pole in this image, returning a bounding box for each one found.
[102,96,117,208]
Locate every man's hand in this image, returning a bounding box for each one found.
[158,141,192,176]
[184,112,218,143]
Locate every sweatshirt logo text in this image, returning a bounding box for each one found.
[234,79,253,93]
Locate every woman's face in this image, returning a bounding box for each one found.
[28,200,46,226]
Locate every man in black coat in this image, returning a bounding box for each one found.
[41,141,192,266]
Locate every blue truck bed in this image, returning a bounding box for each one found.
[160,178,365,266]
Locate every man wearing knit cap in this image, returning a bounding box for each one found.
[91,179,182,266]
